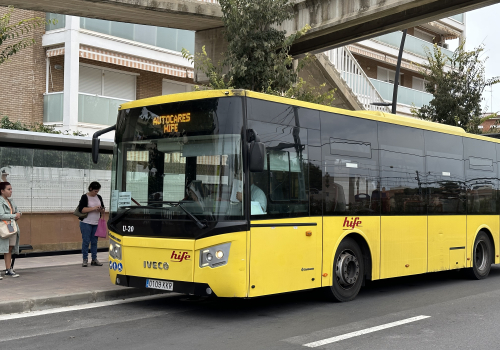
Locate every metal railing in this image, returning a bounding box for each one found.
[326,47,390,112]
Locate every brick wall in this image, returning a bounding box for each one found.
[0,7,46,125]
[480,118,500,133]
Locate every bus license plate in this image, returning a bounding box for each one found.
[146,279,174,291]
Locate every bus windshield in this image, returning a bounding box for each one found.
[109,97,245,238]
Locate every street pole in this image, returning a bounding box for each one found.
[392,29,407,115]
[371,29,407,114]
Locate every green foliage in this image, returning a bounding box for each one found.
[0,116,88,136]
[181,0,334,106]
[413,42,500,134]
[0,6,54,65]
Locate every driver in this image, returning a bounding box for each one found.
[186,181,205,211]
[236,175,267,213]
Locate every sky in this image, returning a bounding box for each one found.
[462,4,500,113]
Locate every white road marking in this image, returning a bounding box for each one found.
[303,315,431,347]
[0,294,169,321]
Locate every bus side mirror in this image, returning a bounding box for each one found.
[91,124,116,164]
[249,141,266,172]
[92,137,100,164]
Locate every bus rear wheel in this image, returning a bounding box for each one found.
[326,237,364,302]
[467,231,492,280]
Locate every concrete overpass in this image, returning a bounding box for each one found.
[2,0,499,56]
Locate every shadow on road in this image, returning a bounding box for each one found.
[128,265,500,321]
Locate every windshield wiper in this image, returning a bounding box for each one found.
[148,201,207,229]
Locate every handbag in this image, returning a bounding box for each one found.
[73,205,88,219]
[0,200,18,239]
[95,218,107,238]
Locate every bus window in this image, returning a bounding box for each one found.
[379,151,426,215]
[426,156,466,214]
[378,122,425,156]
[320,112,379,216]
[323,156,379,216]
[247,119,309,219]
[424,131,463,159]
[464,138,497,214]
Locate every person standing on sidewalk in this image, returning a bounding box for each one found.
[0,182,21,279]
[78,181,105,267]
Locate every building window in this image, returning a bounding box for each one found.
[412,77,428,92]
[377,66,402,84]
[162,79,194,95]
[79,65,136,101]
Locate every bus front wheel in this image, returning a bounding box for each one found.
[326,237,364,302]
[467,231,493,280]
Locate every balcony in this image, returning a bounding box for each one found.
[43,92,128,125]
[369,79,433,108]
[45,13,65,31]
[450,14,464,23]
[372,32,454,59]
[43,93,63,122]
[78,93,127,125]
[80,17,194,53]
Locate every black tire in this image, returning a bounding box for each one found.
[467,231,493,280]
[326,237,364,302]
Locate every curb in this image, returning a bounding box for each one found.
[0,287,165,315]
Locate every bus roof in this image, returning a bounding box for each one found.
[120,89,498,144]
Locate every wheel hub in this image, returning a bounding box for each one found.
[476,241,488,271]
[336,251,360,288]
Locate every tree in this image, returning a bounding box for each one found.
[413,42,500,134]
[0,6,49,65]
[182,0,334,105]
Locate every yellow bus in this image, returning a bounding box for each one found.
[98,89,499,302]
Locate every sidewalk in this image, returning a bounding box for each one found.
[0,252,161,315]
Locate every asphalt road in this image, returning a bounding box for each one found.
[3,266,500,350]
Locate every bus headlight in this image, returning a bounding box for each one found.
[109,240,122,260]
[199,243,231,268]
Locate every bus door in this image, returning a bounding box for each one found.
[246,117,321,297]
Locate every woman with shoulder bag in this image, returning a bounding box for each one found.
[78,181,105,267]
[0,182,21,279]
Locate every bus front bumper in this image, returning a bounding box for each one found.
[114,274,216,297]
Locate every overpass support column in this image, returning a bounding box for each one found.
[194,27,228,83]
[63,16,80,131]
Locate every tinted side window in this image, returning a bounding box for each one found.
[247,98,320,130]
[463,138,497,214]
[379,123,424,156]
[321,112,379,216]
[424,131,463,159]
[308,129,322,216]
[426,157,466,214]
[247,120,309,219]
[379,150,426,215]
[378,123,425,215]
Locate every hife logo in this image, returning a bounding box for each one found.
[343,217,362,230]
[171,251,191,262]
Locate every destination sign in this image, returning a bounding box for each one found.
[152,113,191,133]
